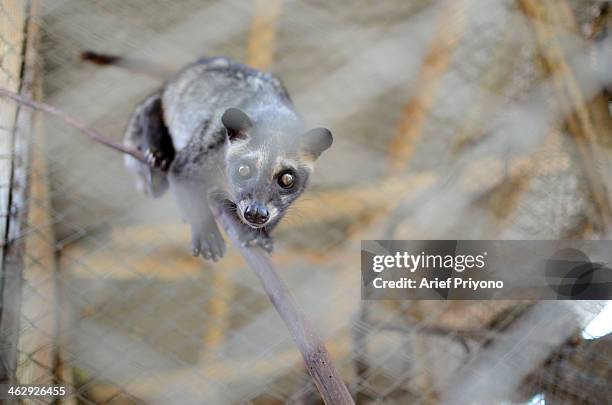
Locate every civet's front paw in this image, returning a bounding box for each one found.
[191,223,226,262]
[239,229,274,253]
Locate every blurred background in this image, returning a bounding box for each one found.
[1,0,611,403]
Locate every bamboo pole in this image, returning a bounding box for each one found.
[246,0,282,70]
[0,0,27,266]
[388,0,468,170]
[15,0,64,389]
[0,0,38,387]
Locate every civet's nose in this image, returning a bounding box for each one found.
[244,203,269,225]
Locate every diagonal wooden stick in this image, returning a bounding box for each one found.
[0,87,147,164]
[213,206,354,404]
[0,87,355,404]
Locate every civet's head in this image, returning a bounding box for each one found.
[221,107,333,229]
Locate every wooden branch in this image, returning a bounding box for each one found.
[0,87,147,164]
[0,88,354,404]
[214,206,354,405]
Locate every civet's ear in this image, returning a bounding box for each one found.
[300,128,333,159]
[221,108,252,141]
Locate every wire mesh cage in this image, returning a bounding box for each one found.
[1,0,611,403]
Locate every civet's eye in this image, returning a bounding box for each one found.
[278,172,295,189]
[237,165,251,178]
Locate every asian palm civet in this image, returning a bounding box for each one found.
[121,56,333,261]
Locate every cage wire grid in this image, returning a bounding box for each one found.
[0,0,611,403]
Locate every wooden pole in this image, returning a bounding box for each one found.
[214,206,355,405]
[0,0,37,387]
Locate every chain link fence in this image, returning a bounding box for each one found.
[1,0,611,403]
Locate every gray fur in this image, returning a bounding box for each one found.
[123,57,332,261]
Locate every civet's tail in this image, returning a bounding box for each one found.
[80,50,173,80]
